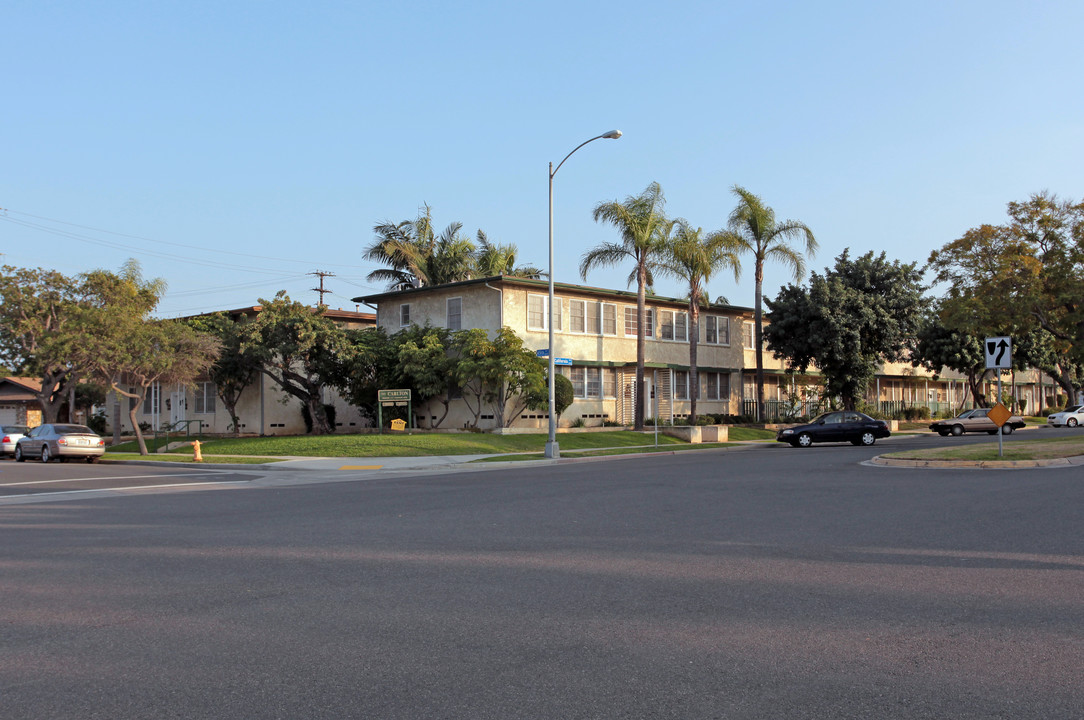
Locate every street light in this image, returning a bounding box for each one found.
[546,129,622,459]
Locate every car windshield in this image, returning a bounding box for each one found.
[53,425,95,435]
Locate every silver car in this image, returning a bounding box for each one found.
[1,425,29,457]
[14,424,106,463]
[1047,404,1084,428]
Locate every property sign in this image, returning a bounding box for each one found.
[378,388,411,405]
[984,336,1012,370]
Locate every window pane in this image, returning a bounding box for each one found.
[400,304,411,326]
[719,317,730,345]
[586,368,601,398]
[602,304,616,335]
[527,295,545,330]
[570,300,585,333]
[602,368,616,397]
[571,367,586,397]
[447,298,462,330]
[624,307,637,335]
[674,370,688,400]
[645,309,654,338]
[586,302,600,334]
[553,298,562,331]
[675,312,687,342]
[660,311,674,340]
[705,316,718,344]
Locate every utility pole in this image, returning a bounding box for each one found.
[309,270,335,308]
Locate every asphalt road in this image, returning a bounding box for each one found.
[0,436,1081,719]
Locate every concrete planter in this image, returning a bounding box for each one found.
[660,424,730,443]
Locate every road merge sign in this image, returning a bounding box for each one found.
[984,336,1012,370]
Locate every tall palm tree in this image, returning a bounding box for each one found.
[727,186,817,420]
[657,219,742,423]
[473,231,543,279]
[580,181,669,430]
[364,205,477,289]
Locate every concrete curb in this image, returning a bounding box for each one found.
[869,454,1084,470]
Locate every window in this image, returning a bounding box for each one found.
[700,372,730,400]
[194,382,216,414]
[446,298,462,330]
[743,321,755,349]
[624,307,654,337]
[570,299,585,333]
[602,303,617,335]
[528,294,560,331]
[660,311,674,340]
[675,312,688,342]
[586,367,601,398]
[602,368,617,397]
[570,367,586,397]
[704,316,730,345]
[142,384,160,415]
[674,370,689,400]
[400,304,411,327]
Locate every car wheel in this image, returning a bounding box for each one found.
[937,431,949,437]
[951,425,964,436]
[86,456,98,464]
[1002,425,1014,435]
[797,433,813,448]
[1069,418,1078,428]
[860,432,877,446]
[41,446,51,463]
[14,445,24,462]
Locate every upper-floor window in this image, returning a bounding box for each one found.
[447,297,462,331]
[658,310,688,342]
[400,304,411,327]
[624,307,654,338]
[743,321,755,349]
[704,316,730,345]
[602,303,617,335]
[528,294,562,332]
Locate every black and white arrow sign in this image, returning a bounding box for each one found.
[984,336,1012,370]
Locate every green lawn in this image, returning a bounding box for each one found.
[105,430,689,458]
[881,435,1084,462]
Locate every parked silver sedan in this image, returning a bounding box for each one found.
[1,425,30,457]
[14,424,106,463]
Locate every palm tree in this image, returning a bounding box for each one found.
[364,205,477,289]
[473,231,543,279]
[657,219,742,423]
[727,186,817,420]
[580,181,669,430]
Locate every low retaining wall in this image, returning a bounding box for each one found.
[660,425,730,443]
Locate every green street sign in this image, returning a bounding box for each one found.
[378,388,411,403]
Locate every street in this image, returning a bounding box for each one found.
[0,437,1081,718]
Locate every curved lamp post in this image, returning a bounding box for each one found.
[546,130,622,459]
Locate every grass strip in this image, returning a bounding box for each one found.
[881,435,1084,462]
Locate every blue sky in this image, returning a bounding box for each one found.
[3,1,1082,317]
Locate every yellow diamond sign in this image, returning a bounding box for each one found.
[987,402,1012,428]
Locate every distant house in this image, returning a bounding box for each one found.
[110,305,376,436]
[0,376,44,427]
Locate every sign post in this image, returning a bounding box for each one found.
[984,337,1012,457]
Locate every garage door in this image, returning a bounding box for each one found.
[0,405,18,425]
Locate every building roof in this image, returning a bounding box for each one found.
[0,376,43,402]
[353,275,754,315]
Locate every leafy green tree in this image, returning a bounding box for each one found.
[912,309,991,409]
[330,326,400,426]
[240,291,349,435]
[581,181,670,430]
[726,186,817,420]
[75,262,219,454]
[765,250,925,410]
[925,192,1083,402]
[185,312,261,435]
[452,328,547,428]
[656,219,741,423]
[396,324,458,427]
[0,265,83,423]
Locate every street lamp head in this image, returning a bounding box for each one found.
[602,130,622,139]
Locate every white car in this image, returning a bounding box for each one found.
[1047,404,1084,428]
[1,425,30,457]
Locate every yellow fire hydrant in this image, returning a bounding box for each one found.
[192,439,203,462]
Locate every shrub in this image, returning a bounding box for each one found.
[87,409,109,435]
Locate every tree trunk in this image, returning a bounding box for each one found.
[754,266,765,422]
[689,304,699,424]
[306,393,332,435]
[634,265,647,431]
